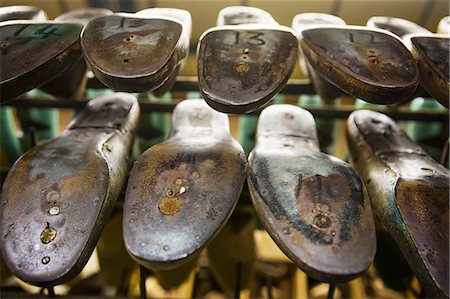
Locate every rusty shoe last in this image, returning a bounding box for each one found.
[0,92,140,287]
[124,99,246,270]
[248,104,376,283]
[346,109,449,298]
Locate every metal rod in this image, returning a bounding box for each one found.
[234,262,242,299]
[47,286,55,298]
[419,287,427,299]
[29,127,38,148]
[266,276,273,299]
[3,98,448,122]
[139,265,147,299]
[327,283,336,299]
[116,268,129,297]
[440,140,449,167]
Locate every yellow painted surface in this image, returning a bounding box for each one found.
[292,268,308,299]
[254,229,291,263]
[62,0,90,12]
[348,277,367,299]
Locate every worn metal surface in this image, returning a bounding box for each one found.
[0,21,83,102]
[124,99,246,270]
[346,109,449,298]
[39,9,114,100]
[0,93,140,287]
[135,8,192,95]
[0,6,47,22]
[198,25,298,114]
[411,35,449,108]
[197,6,297,114]
[247,104,376,283]
[305,61,345,101]
[81,13,189,92]
[301,27,420,104]
[39,57,88,101]
[366,16,431,38]
[291,12,346,81]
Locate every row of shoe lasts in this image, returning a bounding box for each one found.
[1,92,448,298]
[0,6,449,110]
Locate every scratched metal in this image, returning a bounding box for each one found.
[39,57,88,101]
[198,26,298,114]
[0,93,140,287]
[301,27,420,104]
[247,104,376,283]
[217,6,278,26]
[0,21,83,102]
[411,35,449,108]
[291,14,347,101]
[39,9,113,100]
[135,8,192,95]
[81,13,189,92]
[0,6,47,22]
[346,110,449,298]
[123,99,246,270]
[366,16,431,38]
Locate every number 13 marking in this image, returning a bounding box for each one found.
[234,31,266,46]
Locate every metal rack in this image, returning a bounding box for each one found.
[2,76,448,122]
[0,76,448,299]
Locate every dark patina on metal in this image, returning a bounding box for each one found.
[301,27,420,104]
[81,13,189,92]
[247,105,376,283]
[198,27,298,114]
[0,93,140,287]
[291,13,346,93]
[38,8,113,100]
[411,35,449,108]
[134,8,192,96]
[198,6,298,114]
[346,110,449,298]
[0,21,83,102]
[123,99,246,270]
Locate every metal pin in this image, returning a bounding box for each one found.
[47,286,55,298]
[139,265,147,299]
[327,283,336,299]
[29,127,38,148]
[234,262,242,299]
[266,276,273,299]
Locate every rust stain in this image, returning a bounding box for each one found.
[158,197,181,215]
[56,51,68,62]
[396,178,449,283]
[126,42,137,51]
[40,223,57,244]
[235,62,251,73]
[368,55,381,64]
